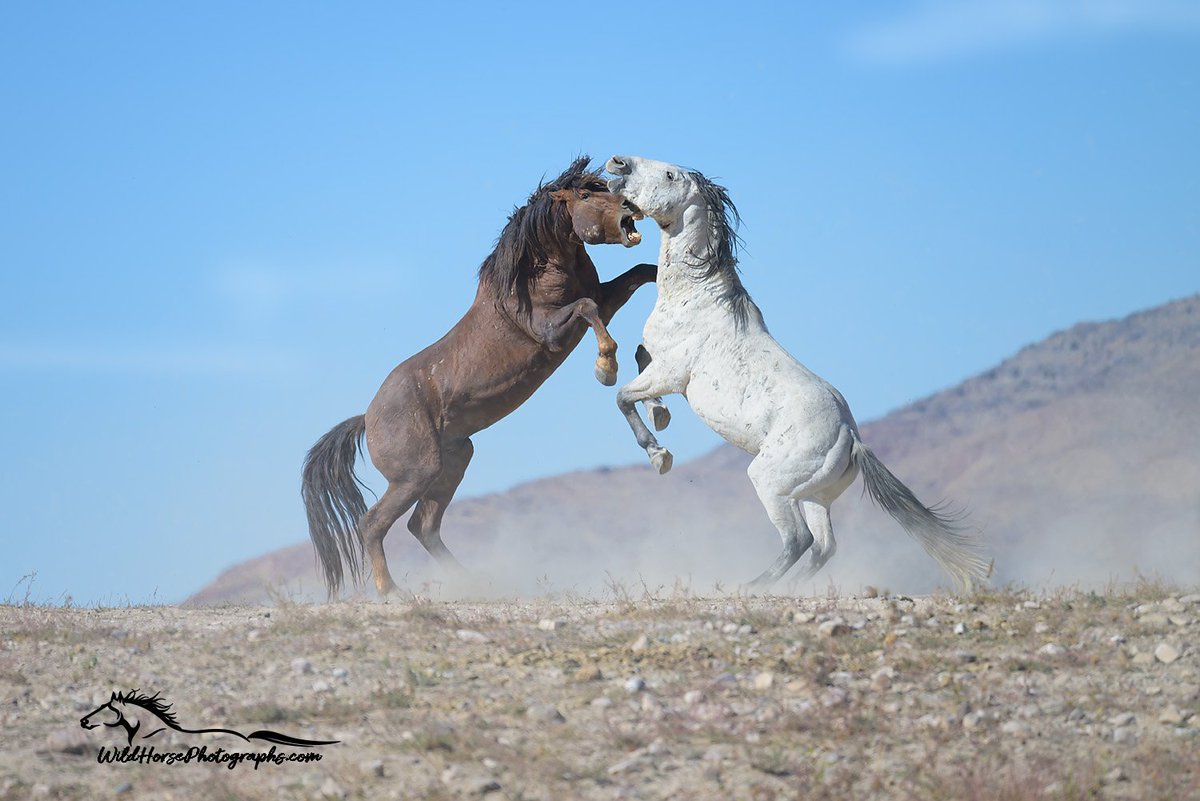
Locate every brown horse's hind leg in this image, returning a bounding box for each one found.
[407,438,473,576]
[358,481,428,596]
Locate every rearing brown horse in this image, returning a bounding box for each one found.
[302,157,655,596]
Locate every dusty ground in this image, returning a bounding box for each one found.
[1,584,1197,801]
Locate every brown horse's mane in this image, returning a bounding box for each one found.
[478,156,607,317]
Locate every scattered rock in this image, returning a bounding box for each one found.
[624,676,647,694]
[455,630,490,644]
[871,667,896,692]
[607,753,646,775]
[818,618,849,637]
[1038,643,1067,657]
[1112,726,1138,745]
[1000,720,1029,738]
[361,759,385,778]
[962,710,991,730]
[753,672,774,691]
[793,611,816,624]
[441,765,501,795]
[683,690,704,706]
[640,694,664,716]
[45,727,90,754]
[537,618,564,632]
[1155,643,1181,664]
[525,704,565,724]
[575,664,603,682]
[1158,706,1186,725]
[1140,613,1171,629]
[292,658,313,674]
[630,633,649,652]
[320,776,347,799]
[820,687,849,707]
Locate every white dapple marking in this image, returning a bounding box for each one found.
[605,155,990,591]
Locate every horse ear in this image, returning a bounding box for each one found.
[110,691,118,701]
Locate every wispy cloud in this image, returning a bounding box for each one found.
[0,342,303,376]
[845,0,1200,64]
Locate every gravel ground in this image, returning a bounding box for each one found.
[1,585,1197,800]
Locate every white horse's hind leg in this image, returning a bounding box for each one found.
[797,501,836,578]
[744,457,815,589]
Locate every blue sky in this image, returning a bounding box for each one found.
[2,2,1197,604]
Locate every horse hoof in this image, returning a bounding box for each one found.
[594,363,617,386]
[650,448,673,475]
[650,404,671,431]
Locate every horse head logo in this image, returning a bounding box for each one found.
[80,689,338,748]
[80,690,174,745]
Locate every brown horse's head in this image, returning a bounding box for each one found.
[550,181,642,248]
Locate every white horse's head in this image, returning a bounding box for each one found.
[605,155,702,229]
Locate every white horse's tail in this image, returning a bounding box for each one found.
[851,439,991,592]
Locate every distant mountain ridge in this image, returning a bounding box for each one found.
[187,295,1200,604]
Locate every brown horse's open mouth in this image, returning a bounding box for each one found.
[619,200,644,247]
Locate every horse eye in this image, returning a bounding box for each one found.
[580,191,591,199]
[666,171,675,181]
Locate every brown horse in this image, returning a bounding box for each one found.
[302,157,655,596]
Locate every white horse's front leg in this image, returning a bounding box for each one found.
[635,345,670,431]
[616,367,679,474]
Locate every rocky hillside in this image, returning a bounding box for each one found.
[187,296,1200,604]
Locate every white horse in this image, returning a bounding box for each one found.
[605,155,990,591]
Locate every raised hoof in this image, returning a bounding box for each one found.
[594,356,618,387]
[649,448,673,475]
[649,403,671,432]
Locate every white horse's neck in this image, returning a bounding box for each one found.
[658,204,717,296]
[656,202,759,329]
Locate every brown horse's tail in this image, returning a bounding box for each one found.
[302,415,369,597]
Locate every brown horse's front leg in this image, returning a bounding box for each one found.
[537,298,620,386]
[598,263,656,323]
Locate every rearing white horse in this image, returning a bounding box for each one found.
[606,155,990,591]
